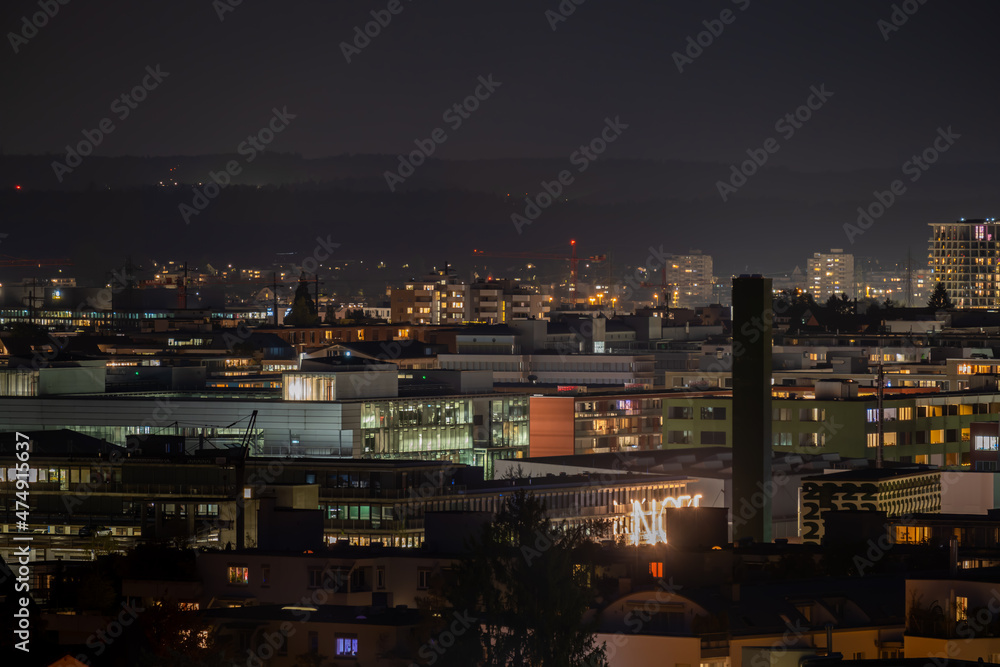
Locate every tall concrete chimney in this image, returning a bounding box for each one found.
[732,276,773,543]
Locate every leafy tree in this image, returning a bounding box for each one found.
[824,293,854,317]
[285,277,320,326]
[928,281,953,309]
[440,489,608,667]
[138,600,233,667]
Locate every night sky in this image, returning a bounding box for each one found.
[2,1,1000,276]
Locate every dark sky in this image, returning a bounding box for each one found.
[2,1,1000,280]
[3,0,999,168]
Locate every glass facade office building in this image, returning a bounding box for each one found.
[360,395,528,471]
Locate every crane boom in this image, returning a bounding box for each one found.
[472,240,605,293]
[0,256,73,267]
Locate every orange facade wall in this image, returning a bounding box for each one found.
[528,395,576,458]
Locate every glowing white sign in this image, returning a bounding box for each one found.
[627,495,702,546]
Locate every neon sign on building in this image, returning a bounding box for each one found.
[627,495,702,546]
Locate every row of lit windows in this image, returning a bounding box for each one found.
[773,432,826,447]
[866,428,971,447]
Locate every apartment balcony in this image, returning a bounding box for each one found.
[700,632,730,659]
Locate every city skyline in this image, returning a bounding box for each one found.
[2,1,1000,277]
[6,2,1000,666]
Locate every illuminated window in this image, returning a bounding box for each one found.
[700,407,726,420]
[974,435,998,451]
[895,525,930,544]
[649,562,663,578]
[956,596,968,621]
[773,433,793,447]
[336,636,358,657]
[228,566,248,585]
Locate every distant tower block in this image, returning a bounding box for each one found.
[732,276,773,543]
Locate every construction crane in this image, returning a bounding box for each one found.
[472,240,606,293]
[0,256,73,268]
[638,265,674,305]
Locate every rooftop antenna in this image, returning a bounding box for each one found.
[905,249,913,308]
[272,272,279,326]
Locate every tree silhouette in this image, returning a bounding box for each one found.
[824,293,854,317]
[439,489,608,666]
[285,277,320,326]
[927,281,953,309]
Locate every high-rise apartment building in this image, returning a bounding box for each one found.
[807,249,854,300]
[928,218,1000,308]
[663,251,714,308]
[390,270,467,325]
